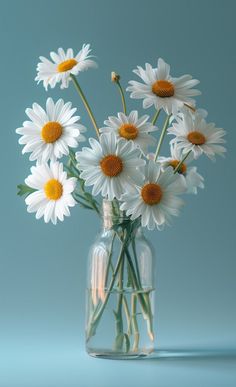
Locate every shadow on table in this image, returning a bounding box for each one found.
[144,348,236,363]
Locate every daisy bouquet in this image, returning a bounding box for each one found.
[16,45,226,357]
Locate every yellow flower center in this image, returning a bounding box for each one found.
[100,155,123,177]
[41,121,63,143]
[141,183,163,205]
[152,80,175,98]
[119,124,138,140]
[44,179,63,200]
[187,131,206,145]
[169,159,187,174]
[57,58,78,73]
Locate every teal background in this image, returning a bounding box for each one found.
[0,0,235,386]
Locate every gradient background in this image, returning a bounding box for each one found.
[0,0,235,386]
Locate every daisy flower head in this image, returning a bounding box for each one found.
[16,98,86,163]
[120,161,186,230]
[25,162,77,224]
[127,58,201,115]
[76,132,146,200]
[159,143,204,194]
[100,111,158,153]
[168,110,226,160]
[35,45,97,90]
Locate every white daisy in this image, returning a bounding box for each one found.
[127,58,200,115]
[158,144,204,194]
[16,98,86,163]
[35,45,97,90]
[120,161,186,230]
[100,111,158,153]
[76,132,145,200]
[168,110,226,160]
[25,162,77,224]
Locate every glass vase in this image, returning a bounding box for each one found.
[85,200,155,359]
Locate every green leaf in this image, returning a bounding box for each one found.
[73,197,94,210]
[64,164,80,179]
[17,184,36,197]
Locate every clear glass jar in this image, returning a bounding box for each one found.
[85,200,155,359]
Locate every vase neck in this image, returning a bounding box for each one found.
[102,200,142,235]
[102,199,129,230]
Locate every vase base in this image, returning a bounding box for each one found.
[86,348,154,360]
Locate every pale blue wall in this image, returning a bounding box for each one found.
[0,0,235,386]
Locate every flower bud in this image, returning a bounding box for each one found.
[184,103,196,112]
[111,71,120,83]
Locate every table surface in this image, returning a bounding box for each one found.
[1,342,236,387]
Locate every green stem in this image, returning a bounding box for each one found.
[125,248,154,341]
[143,291,154,341]
[117,224,153,340]
[105,232,132,342]
[152,109,161,125]
[174,150,192,174]
[88,199,100,215]
[154,114,171,162]
[116,220,154,343]
[132,238,142,287]
[73,196,95,210]
[104,232,116,287]
[70,74,100,138]
[119,229,149,319]
[184,103,196,112]
[68,151,100,215]
[73,191,100,215]
[125,249,148,316]
[131,294,139,351]
[114,254,125,350]
[86,234,129,340]
[116,81,127,115]
[123,296,132,335]
[117,254,124,318]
